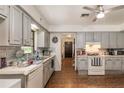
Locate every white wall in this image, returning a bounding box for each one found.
[50,33,62,71]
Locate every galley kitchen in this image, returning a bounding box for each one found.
[0,5,124,88]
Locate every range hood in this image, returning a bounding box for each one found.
[85,42,101,53]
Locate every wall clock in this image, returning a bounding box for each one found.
[52,36,58,43]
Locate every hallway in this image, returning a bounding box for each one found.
[46,58,124,88]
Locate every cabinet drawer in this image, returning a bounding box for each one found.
[114,58,122,62]
[77,58,87,61]
[105,58,112,61]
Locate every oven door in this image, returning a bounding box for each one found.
[88,56,105,75]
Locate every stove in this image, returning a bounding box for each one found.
[88,56,105,75]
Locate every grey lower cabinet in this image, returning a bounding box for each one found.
[77,57,88,70]
[105,57,124,74]
[121,58,124,72]
[27,65,43,88]
[43,58,54,87]
[43,61,49,87]
[105,58,113,70]
[77,57,88,75]
[113,58,122,70]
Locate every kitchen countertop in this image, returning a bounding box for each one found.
[77,55,124,58]
[0,55,55,76]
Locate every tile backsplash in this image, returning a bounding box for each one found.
[0,46,20,59]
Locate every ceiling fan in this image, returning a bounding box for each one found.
[81,5,124,22]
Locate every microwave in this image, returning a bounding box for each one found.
[117,51,124,55]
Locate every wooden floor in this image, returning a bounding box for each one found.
[46,58,124,88]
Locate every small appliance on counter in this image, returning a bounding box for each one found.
[107,49,115,55]
[117,50,124,55]
[107,49,124,55]
[0,57,7,68]
[38,47,52,56]
[76,49,86,56]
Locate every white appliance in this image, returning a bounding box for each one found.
[88,56,105,75]
[85,42,101,55]
[85,42,105,75]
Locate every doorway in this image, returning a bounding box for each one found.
[64,42,73,58]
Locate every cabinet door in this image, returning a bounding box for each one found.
[85,32,94,42]
[117,32,124,48]
[101,32,109,48]
[37,31,44,47]
[76,32,85,48]
[43,66,47,87]
[93,32,101,42]
[44,31,50,47]
[27,66,43,88]
[113,58,122,70]
[23,13,31,46]
[77,58,88,70]
[109,32,117,48]
[121,59,124,72]
[105,58,113,70]
[9,6,22,45]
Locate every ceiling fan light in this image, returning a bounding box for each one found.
[96,12,105,19]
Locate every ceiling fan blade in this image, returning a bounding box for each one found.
[92,17,97,22]
[83,6,94,11]
[81,14,89,17]
[108,5,124,12]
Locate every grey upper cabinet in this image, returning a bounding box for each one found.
[76,32,85,48]
[9,6,23,45]
[37,30,50,47]
[23,13,31,46]
[93,32,101,42]
[117,32,124,48]
[109,32,117,48]
[85,32,101,42]
[101,32,109,48]
[85,32,94,42]
[44,31,50,47]
[37,30,44,47]
[0,6,10,46]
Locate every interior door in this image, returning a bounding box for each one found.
[64,42,72,58]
